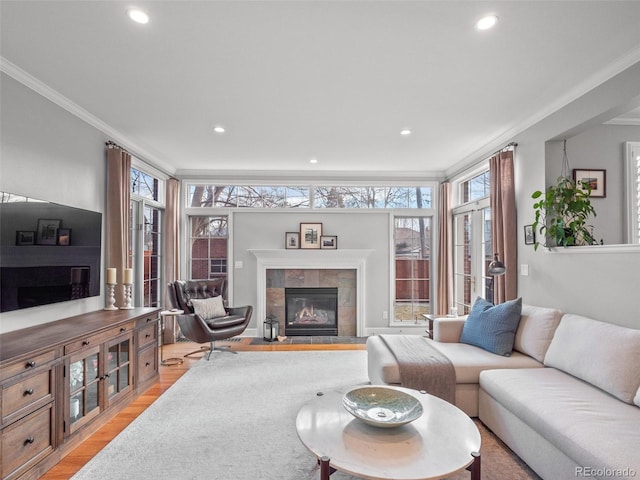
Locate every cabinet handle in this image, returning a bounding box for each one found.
[24,437,35,445]
[24,388,34,396]
[145,362,151,367]
[145,333,151,338]
[25,361,36,368]
[101,373,110,380]
[146,317,152,322]
[120,327,126,333]
[82,340,90,346]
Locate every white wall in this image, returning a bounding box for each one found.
[0,74,107,333]
[515,62,640,328]
[229,211,393,333]
[545,124,640,245]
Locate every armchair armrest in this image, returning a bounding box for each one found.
[433,316,467,343]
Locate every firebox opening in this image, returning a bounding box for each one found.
[285,287,338,336]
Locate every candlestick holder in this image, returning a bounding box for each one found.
[104,283,118,310]
[121,283,134,309]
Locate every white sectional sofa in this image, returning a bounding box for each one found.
[367,305,640,480]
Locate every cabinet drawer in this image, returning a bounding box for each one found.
[137,323,157,349]
[1,404,53,480]
[0,350,56,383]
[64,322,134,355]
[2,370,53,423]
[136,314,158,329]
[137,345,158,385]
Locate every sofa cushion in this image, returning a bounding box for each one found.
[191,295,227,320]
[460,297,522,356]
[513,304,563,362]
[480,368,640,474]
[544,314,640,404]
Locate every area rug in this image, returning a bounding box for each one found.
[71,351,539,480]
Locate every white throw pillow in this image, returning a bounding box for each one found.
[544,314,640,404]
[191,296,227,320]
[513,304,563,363]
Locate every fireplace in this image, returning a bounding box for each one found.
[285,287,338,336]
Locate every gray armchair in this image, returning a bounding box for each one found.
[166,280,252,360]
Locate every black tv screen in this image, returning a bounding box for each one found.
[0,192,102,313]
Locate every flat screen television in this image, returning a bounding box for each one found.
[0,192,102,313]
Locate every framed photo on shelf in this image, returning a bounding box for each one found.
[299,222,322,249]
[573,168,606,198]
[285,232,300,249]
[524,225,535,245]
[320,235,337,249]
[57,228,71,246]
[36,219,61,245]
[16,231,36,246]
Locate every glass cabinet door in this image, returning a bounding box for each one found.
[106,335,133,402]
[68,345,101,431]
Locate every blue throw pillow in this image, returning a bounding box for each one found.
[460,297,523,356]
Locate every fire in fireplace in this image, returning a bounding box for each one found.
[285,287,338,336]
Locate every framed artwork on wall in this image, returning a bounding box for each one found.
[320,235,337,249]
[36,219,61,245]
[524,225,535,245]
[285,232,300,249]
[57,228,72,246]
[16,231,36,245]
[573,168,606,198]
[299,222,322,249]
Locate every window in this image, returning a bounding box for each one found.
[190,216,228,281]
[394,216,433,321]
[187,185,309,208]
[315,186,432,209]
[129,165,164,307]
[186,184,433,209]
[452,167,492,314]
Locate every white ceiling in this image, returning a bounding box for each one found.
[2,1,640,178]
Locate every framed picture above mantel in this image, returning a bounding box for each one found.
[299,222,322,249]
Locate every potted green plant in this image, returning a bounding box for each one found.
[531,175,596,250]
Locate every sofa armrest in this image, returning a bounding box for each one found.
[433,316,467,343]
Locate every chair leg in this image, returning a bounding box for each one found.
[184,345,211,358]
[209,340,238,356]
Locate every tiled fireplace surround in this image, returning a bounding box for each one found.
[266,269,356,336]
[250,249,373,337]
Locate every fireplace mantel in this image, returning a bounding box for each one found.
[249,249,374,337]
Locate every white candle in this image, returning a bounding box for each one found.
[123,268,133,284]
[107,268,117,285]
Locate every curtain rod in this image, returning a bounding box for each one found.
[105,140,129,153]
[489,142,518,158]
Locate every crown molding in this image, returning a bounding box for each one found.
[0,57,176,175]
[444,46,640,179]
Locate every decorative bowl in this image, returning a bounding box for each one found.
[342,386,423,428]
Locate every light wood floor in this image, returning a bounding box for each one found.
[40,338,365,480]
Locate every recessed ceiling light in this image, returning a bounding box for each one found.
[128,8,149,24]
[400,129,412,136]
[213,126,226,134]
[476,15,498,30]
[309,158,318,164]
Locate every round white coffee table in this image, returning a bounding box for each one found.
[296,386,481,480]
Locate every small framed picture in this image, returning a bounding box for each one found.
[300,222,322,249]
[573,168,606,198]
[285,232,300,249]
[320,235,337,249]
[16,231,36,245]
[36,219,61,245]
[57,228,71,246]
[524,225,535,245]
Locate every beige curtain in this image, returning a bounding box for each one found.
[163,178,180,308]
[490,150,517,303]
[106,145,131,307]
[436,182,452,316]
